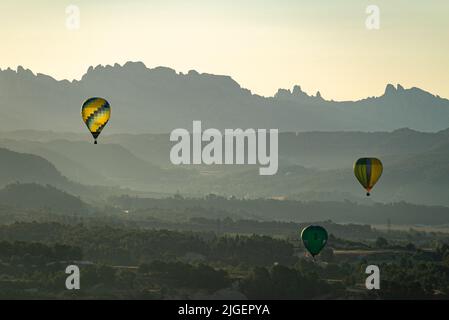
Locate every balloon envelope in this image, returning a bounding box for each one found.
[353,157,383,196]
[81,97,111,144]
[301,225,328,257]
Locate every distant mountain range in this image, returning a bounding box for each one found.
[1,62,449,211]
[1,128,449,206]
[1,62,449,133]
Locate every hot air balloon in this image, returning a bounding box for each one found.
[81,97,111,144]
[301,225,328,258]
[353,157,383,196]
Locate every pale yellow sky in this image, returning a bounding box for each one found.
[1,0,448,100]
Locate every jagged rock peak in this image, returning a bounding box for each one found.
[188,70,200,76]
[384,83,406,96]
[384,83,396,95]
[16,66,35,77]
[292,85,303,96]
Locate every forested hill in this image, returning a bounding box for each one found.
[0,147,68,187]
[0,183,88,214]
[112,195,449,226]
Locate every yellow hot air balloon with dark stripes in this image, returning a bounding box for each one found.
[81,97,111,144]
[354,158,383,196]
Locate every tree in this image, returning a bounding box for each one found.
[320,247,334,262]
[375,237,388,248]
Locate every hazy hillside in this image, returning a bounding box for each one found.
[0,139,108,185]
[101,128,449,170]
[1,63,449,134]
[0,138,195,191]
[0,146,149,204]
[4,127,449,169]
[0,183,88,214]
[0,147,68,187]
[111,195,449,226]
[1,128,449,206]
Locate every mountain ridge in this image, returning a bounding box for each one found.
[3,62,446,102]
[1,62,449,133]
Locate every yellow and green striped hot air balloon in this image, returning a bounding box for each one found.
[81,97,111,144]
[353,158,383,196]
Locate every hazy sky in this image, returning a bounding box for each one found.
[1,0,448,100]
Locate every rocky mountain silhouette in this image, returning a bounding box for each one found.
[1,62,448,133]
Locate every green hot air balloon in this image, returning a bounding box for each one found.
[301,225,328,258]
